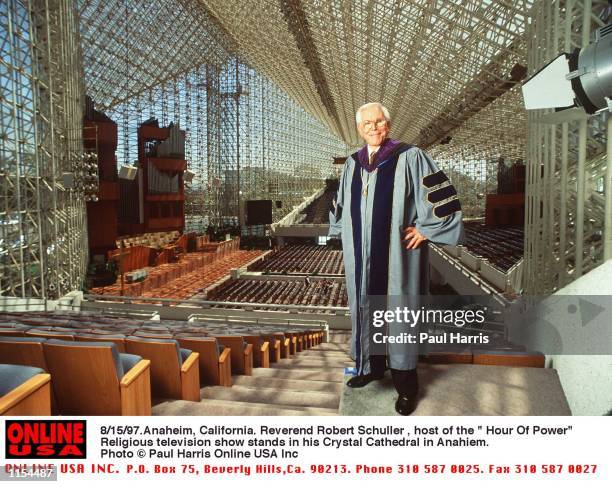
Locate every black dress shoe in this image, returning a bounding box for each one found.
[395,393,418,416]
[346,373,384,388]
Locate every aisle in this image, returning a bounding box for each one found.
[152,332,352,416]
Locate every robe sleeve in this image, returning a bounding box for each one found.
[328,159,348,238]
[407,148,464,246]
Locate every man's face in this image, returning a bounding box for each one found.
[357,106,390,147]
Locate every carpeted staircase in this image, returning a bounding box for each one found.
[152,331,352,416]
[152,328,572,416]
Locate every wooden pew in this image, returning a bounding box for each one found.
[176,337,232,387]
[43,340,151,415]
[215,336,253,376]
[243,335,270,368]
[125,337,200,401]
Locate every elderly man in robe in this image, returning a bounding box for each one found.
[329,102,464,415]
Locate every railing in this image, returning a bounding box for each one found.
[82,293,350,314]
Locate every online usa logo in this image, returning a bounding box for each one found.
[5,420,86,458]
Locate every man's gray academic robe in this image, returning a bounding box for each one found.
[329,145,464,373]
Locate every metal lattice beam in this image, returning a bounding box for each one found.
[1,0,87,299]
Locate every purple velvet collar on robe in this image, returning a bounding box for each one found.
[357,138,402,173]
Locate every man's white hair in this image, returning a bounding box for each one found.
[355,102,391,125]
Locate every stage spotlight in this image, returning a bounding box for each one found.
[522,24,612,119]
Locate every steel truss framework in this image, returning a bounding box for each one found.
[525,0,612,293]
[7,0,604,300]
[1,0,346,299]
[1,0,87,300]
[201,0,535,217]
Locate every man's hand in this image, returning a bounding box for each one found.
[403,226,427,250]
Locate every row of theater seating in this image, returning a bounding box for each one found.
[300,190,335,224]
[92,250,263,298]
[249,244,344,275]
[0,312,324,415]
[139,250,263,300]
[462,223,523,272]
[253,222,522,279]
[207,278,348,310]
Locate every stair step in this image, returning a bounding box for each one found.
[202,385,340,410]
[272,361,348,370]
[152,398,338,416]
[300,350,351,358]
[315,344,349,352]
[289,355,352,363]
[251,367,343,382]
[233,375,342,394]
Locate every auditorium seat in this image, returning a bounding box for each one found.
[242,335,270,368]
[278,334,291,358]
[124,337,200,401]
[214,335,253,376]
[25,329,76,340]
[0,336,59,412]
[0,324,30,337]
[76,333,128,352]
[43,340,151,415]
[0,364,51,416]
[175,337,232,387]
[0,337,49,370]
[131,330,175,339]
[259,332,282,362]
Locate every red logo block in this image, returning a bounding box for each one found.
[5,420,87,459]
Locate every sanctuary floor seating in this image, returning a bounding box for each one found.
[92,248,263,299]
[249,244,344,275]
[207,278,347,310]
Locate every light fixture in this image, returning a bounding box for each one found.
[522,24,612,121]
[118,164,138,180]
